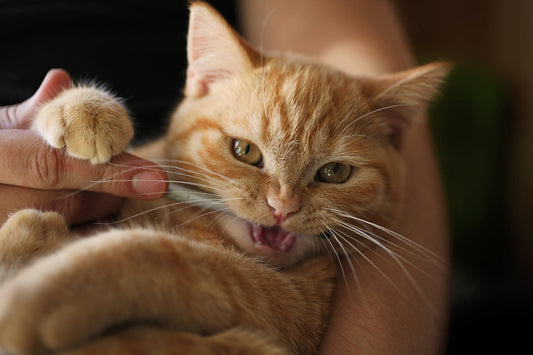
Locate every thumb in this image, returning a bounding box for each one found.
[0,130,169,199]
[0,69,72,129]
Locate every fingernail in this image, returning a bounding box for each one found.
[132,171,167,198]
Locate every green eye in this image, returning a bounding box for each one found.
[316,162,352,183]
[231,139,263,166]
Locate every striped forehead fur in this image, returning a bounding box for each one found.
[250,58,377,170]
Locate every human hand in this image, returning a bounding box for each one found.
[0,69,168,225]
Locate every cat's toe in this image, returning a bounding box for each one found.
[33,103,67,149]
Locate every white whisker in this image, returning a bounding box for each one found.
[97,199,196,225]
[128,159,246,190]
[177,208,233,227]
[334,229,402,295]
[208,210,238,232]
[322,231,348,287]
[339,104,407,136]
[331,217,436,309]
[328,231,357,293]
[159,165,236,188]
[326,207,445,266]
[347,224,444,280]
[105,162,235,191]
[318,218,358,290]
[52,163,146,201]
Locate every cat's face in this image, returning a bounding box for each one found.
[163,2,448,268]
[168,59,405,267]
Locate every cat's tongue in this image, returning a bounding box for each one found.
[250,224,296,253]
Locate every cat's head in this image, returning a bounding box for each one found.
[165,2,449,268]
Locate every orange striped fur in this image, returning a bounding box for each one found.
[0,2,448,354]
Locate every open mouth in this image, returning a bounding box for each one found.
[249,223,297,253]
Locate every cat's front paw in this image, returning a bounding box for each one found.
[32,86,134,164]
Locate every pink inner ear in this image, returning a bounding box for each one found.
[185,3,255,99]
[185,69,209,98]
[384,107,412,150]
[365,63,450,149]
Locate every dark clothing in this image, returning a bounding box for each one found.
[0,0,237,141]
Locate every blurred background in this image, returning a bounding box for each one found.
[395,0,533,352]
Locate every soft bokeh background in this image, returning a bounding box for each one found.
[395,0,533,352]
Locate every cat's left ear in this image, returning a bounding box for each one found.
[364,62,451,149]
[185,2,256,98]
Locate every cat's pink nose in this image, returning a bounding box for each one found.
[267,197,300,225]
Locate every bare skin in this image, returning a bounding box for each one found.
[0,69,168,225]
[240,0,450,353]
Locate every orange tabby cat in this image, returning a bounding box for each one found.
[0,2,448,354]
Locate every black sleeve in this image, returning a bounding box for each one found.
[0,0,237,142]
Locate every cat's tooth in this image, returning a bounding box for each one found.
[250,224,262,241]
[279,234,296,252]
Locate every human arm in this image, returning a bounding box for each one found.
[0,69,168,225]
[239,0,450,353]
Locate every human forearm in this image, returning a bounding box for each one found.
[239,0,414,75]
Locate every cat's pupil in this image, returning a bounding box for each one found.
[324,165,336,176]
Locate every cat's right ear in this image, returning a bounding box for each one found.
[362,62,451,149]
[186,2,255,98]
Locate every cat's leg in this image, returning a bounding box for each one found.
[32,85,133,164]
[0,209,70,283]
[58,327,289,355]
[0,229,335,355]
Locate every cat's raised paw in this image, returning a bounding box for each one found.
[32,86,134,164]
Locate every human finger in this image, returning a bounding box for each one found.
[0,69,72,129]
[0,130,168,199]
[0,185,124,225]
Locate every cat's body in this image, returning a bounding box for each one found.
[0,2,448,354]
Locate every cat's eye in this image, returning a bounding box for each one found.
[316,162,352,184]
[231,139,263,166]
